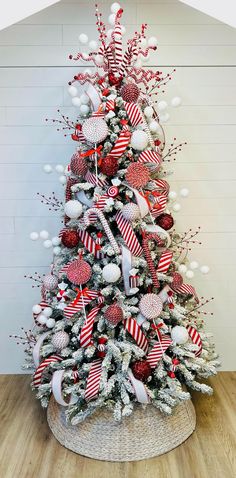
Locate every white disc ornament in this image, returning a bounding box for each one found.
[52,331,70,350]
[171,326,189,344]
[139,293,163,320]
[102,264,121,283]
[82,117,108,144]
[64,200,82,219]
[43,274,58,291]
[122,203,140,222]
[130,130,149,151]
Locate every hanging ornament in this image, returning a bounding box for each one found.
[70,152,88,177]
[61,229,80,248]
[51,331,70,350]
[171,272,183,289]
[121,83,140,103]
[104,304,124,325]
[171,326,189,345]
[67,259,92,285]
[64,200,83,219]
[139,293,163,320]
[130,130,149,151]
[100,156,119,176]
[43,274,58,291]
[156,213,174,231]
[102,264,121,283]
[131,360,152,382]
[122,203,140,222]
[82,117,108,144]
[125,162,150,189]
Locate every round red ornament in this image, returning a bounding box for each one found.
[125,163,150,189]
[156,213,174,231]
[61,229,80,248]
[108,73,123,87]
[121,83,140,103]
[66,259,92,285]
[104,304,123,325]
[131,360,152,382]
[100,156,119,177]
[70,152,88,177]
[171,272,183,289]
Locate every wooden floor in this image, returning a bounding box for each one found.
[0,373,235,478]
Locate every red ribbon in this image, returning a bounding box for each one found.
[72,287,90,306]
[81,145,103,158]
[151,322,164,341]
[168,358,180,378]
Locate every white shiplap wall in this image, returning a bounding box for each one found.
[1,0,236,372]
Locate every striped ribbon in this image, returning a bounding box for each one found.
[84,359,103,401]
[84,207,120,255]
[146,336,172,369]
[116,211,143,257]
[33,300,49,326]
[138,149,162,171]
[186,325,202,357]
[152,178,170,197]
[85,170,107,188]
[65,178,78,202]
[124,317,148,353]
[105,99,116,112]
[64,290,99,319]
[58,259,74,278]
[123,101,143,127]
[172,282,198,301]
[77,229,102,259]
[157,250,173,273]
[108,125,131,158]
[33,355,62,388]
[150,195,167,218]
[80,301,103,348]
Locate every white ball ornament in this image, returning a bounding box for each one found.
[43,164,53,173]
[148,36,158,47]
[55,164,64,173]
[173,203,181,212]
[89,40,98,51]
[171,96,182,107]
[186,270,194,279]
[43,239,53,249]
[190,261,199,270]
[40,230,49,240]
[32,304,42,314]
[200,265,210,274]
[68,85,78,97]
[37,314,47,325]
[111,2,120,13]
[64,200,82,219]
[43,307,52,317]
[178,264,187,274]
[159,112,170,123]
[53,246,61,256]
[102,264,121,283]
[30,232,39,241]
[171,326,189,345]
[144,106,153,118]
[80,104,90,115]
[71,97,81,107]
[46,318,56,329]
[52,236,61,246]
[80,93,90,105]
[51,331,70,351]
[130,130,149,151]
[96,54,105,65]
[149,120,159,133]
[108,13,116,25]
[79,33,88,44]
[169,191,177,200]
[157,100,168,111]
[122,203,140,222]
[180,188,189,198]
[59,175,67,185]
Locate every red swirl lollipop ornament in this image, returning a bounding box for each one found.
[66,258,92,285]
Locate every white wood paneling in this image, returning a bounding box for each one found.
[0,0,236,372]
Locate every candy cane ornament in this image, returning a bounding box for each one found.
[84,207,120,254]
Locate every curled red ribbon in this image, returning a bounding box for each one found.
[73,287,90,306]
[81,145,103,158]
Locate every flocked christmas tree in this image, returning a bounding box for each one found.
[16,3,220,424]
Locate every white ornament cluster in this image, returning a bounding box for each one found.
[43,163,67,185]
[156,96,182,123]
[168,187,190,213]
[29,230,61,255]
[178,262,210,279]
[68,86,91,117]
[32,304,55,328]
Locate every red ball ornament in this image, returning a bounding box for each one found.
[70,152,88,177]
[100,156,119,177]
[66,259,92,285]
[121,83,140,103]
[125,163,150,189]
[171,272,183,289]
[156,213,174,231]
[61,229,80,248]
[104,304,123,326]
[131,360,152,382]
[108,73,123,87]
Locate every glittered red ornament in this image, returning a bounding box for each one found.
[121,83,140,103]
[66,259,92,285]
[125,162,150,189]
[131,360,152,382]
[171,272,183,289]
[108,73,123,87]
[104,304,123,325]
[61,229,80,248]
[156,213,174,231]
[100,156,119,177]
[70,152,88,177]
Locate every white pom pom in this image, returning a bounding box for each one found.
[180,187,189,197]
[171,96,182,107]
[89,40,98,50]
[111,2,120,13]
[173,203,181,212]
[148,36,158,47]
[30,232,39,241]
[80,93,90,105]
[71,97,81,107]
[55,164,64,173]
[149,120,159,132]
[52,236,61,246]
[144,106,153,118]
[53,246,61,256]
[130,130,149,151]
[37,314,47,325]
[190,261,199,270]
[79,33,88,44]
[106,29,113,41]
[200,265,210,274]
[186,270,194,279]
[171,325,189,345]
[43,239,53,249]
[168,191,177,200]
[80,104,90,115]
[59,175,67,185]
[178,264,187,274]
[46,318,56,329]
[159,112,170,123]
[108,13,116,25]
[157,100,168,111]
[43,164,52,173]
[43,307,52,317]
[68,85,78,97]
[40,230,49,239]
[140,38,147,47]
[64,200,82,219]
[32,304,42,314]
[102,264,121,283]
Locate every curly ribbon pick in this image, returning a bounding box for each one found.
[128,369,150,404]
[51,370,78,406]
[84,207,120,255]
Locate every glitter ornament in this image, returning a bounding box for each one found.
[64,200,82,219]
[131,360,152,381]
[104,304,123,325]
[82,117,108,144]
[171,272,183,289]
[139,293,163,320]
[156,213,174,231]
[61,229,80,248]
[67,259,92,285]
[70,152,88,177]
[43,274,58,291]
[51,331,70,350]
[102,264,121,283]
[171,326,189,345]
[122,203,140,222]
[125,162,150,189]
[130,130,149,151]
[100,156,119,176]
[121,83,140,103]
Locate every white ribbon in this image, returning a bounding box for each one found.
[121,245,139,296]
[76,191,93,208]
[33,331,51,368]
[125,183,149,218]
[85,82,102,112]
[128,369,150,404]
[51,370,78,407]
[158,284,172,303]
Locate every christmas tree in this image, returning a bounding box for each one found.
[18,3,220,424]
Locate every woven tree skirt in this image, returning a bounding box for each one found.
[47,398,196,461]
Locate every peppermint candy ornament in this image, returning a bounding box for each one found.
[67,258,92,285]
[139,293,163,319]
[82,117,108,144]
[122,203,140,222]
[125,162,150,189]
[104,304,124,325]
[43,274,58,291]
[51,331,70,350]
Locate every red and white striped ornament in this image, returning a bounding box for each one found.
[108,125,131,158]
[80,303,102,347]
[84,207,120,254]
[137,149,162,172]
[123,101,143,126]
[186,325,202,357]
[85,170,108,188]
[116,210,143,257]
[33,355,62,388]
[124,317,148,353]
[157,250,173,273]
[146,336,172,369]
[77,229,102,259]
[84,359,103,401]
[142,232,164,289]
